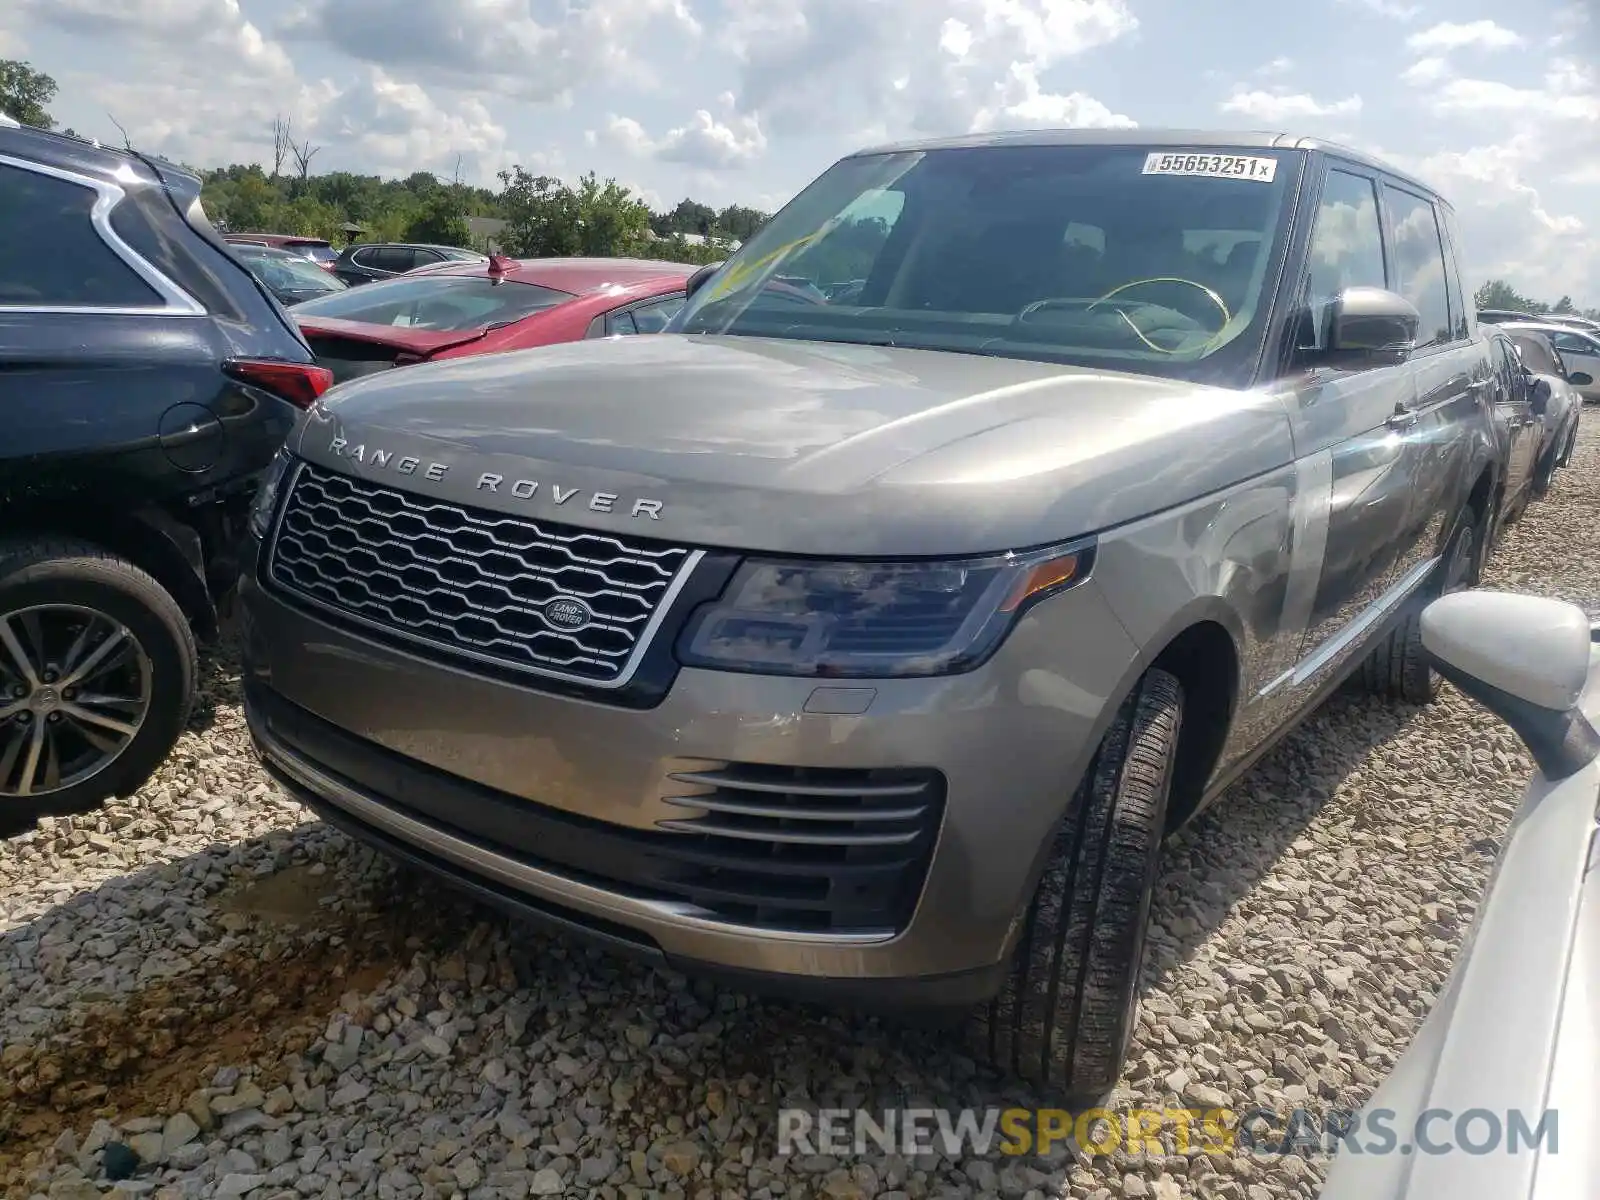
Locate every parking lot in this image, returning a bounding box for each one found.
[0,416,1590,1200]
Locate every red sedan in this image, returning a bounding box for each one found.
[289,256,696,384]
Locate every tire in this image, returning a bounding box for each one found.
[1530,444,1558,499]
[1361,510,1478,705]
[0,538,197,833]
[970,668,1182,1100]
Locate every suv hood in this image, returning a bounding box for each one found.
[292,334,1293,557]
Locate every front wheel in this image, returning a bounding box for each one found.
[1531,443,1559,498]
[1360,512,1478,705]
[0,539,197,834]
[969,668,1183,1100]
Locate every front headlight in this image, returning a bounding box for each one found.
[249,448,294,538]
[676,541,1094,678]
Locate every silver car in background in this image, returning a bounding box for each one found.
[240,130,1508,1098]
[1501,320,1600,403]
[1320,591,1600,1200]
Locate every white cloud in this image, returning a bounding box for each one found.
[1219,89,1363,121]
[717,0,1137,138]
[1432,74,1600,120]
[1334,0,1421,21]
[1406,20,1525,53]
[969,63,1137,132]
[20,0,293,80]
[1400,57,1449,86]
[595,103,768,170]
[308,69,513,181]
[280,0,701,104]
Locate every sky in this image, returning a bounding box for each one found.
[5,0,1598,306]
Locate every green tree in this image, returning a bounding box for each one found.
[403,190,472,247]
[0,60,58,129]
[653,198,717,237]
[497,168,652,258]
[1474,278,1532,312]
[715,204,768,242]
[649,233,732,265]
[1554,295,1575,313]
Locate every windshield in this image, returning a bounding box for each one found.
[294,244,338,263]
[239,251,344,295]
[673,144,1299,386]
[290,274,574,331]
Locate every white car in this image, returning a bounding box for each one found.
[1319,590,1600,1200]
[1500,320,1600,403]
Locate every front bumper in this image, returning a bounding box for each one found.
[239,555,1139,1004]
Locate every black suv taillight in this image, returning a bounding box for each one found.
[223,358,334,409]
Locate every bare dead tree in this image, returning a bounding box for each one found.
[452,154,463,187]
[290,137,321,180]
[271,115,292,178]
[106,112,133,150]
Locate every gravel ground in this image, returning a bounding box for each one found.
[3,420,1598,1200]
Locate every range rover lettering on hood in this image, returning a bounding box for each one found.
[326,434,665,520]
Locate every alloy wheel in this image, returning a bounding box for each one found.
[0,604,153,798]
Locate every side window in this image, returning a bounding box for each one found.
[351,246,382,269]
[1301,168,1386,350]
[1382,186,1452,349]
[1498,340,1524,399]
[1549,331,1596,358]
[376,247,416,273]
[0,164,163,308]
[626,294,685,333]
[413,249,444,266]
[1437,206,1470,340]
[606,310,639,336]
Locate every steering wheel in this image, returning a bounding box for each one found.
[1087,277,1231,353]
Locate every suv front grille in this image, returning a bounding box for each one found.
[653,763,945,932]
[267,463,696,687]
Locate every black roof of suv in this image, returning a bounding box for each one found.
[0,121,328,833]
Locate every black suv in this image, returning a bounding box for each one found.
[331,242,487,286]
[0,119,328,831]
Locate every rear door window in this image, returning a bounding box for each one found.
[376,247,417,273]
[1382,186,1453,349]
[0,164,163,308]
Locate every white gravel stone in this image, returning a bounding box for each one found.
[5,423,1599,1199]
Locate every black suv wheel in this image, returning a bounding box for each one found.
[1361,509,1480,705]
[970,668,1182,1099]
[0,540,196,832]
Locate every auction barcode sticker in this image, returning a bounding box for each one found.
[1142,152,1278,182]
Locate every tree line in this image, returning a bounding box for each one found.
[1473,279,1600,323]
[0,59,767,266]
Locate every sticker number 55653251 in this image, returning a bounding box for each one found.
[1142,152,1278,182]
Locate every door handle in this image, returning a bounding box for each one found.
[1386,408,1418,430]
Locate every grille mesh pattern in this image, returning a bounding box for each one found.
[268,464,692,683]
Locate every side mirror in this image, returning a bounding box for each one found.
[685,261,724,300]
[1570,371,1594,387]
[1529,375,1552,413]
[1316,287,1420,367]
[1421,591,1600,780]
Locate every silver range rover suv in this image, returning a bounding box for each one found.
[241,130,1505,1098]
